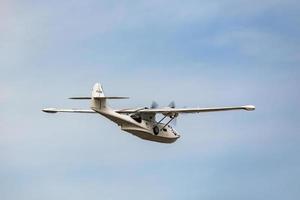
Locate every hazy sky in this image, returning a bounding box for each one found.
[1,0,300,199]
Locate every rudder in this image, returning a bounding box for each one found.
[91,83,106,110]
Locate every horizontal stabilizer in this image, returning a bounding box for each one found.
[99,96,129,99]
[69,96,129,100]
[69,97,91,99]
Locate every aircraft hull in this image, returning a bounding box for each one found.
[93,106,180,143]
[122,128,179,143]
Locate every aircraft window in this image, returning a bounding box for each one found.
[130,114,142,123]
[163,128,167,132]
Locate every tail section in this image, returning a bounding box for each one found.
[92,83,105,98]
[91,83,106,110]
[90,83,129,99]
[69,83,129,111]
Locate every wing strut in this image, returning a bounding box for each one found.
[161,114,178,131]
[155,115,168,126]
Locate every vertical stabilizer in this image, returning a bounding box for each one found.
[92,83,105,98]
[91,83,106,110]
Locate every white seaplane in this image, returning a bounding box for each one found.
[43,83,255,143]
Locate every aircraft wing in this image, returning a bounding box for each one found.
[116,105,255,115]
[42,108,96,114]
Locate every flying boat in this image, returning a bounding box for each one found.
[43,83,255,143]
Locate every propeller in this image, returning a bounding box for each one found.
[151,101,178,126]
[151,101,159,109]
[168,101,176,108]
[168,101,177,126]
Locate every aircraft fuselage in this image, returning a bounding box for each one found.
[92,107,180,143]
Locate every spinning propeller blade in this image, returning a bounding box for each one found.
[168,101,176,108]
[151,101,159,109]
[168,101,177,126]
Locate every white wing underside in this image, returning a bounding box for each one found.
[116,105,255,114]
[42,108,96,113]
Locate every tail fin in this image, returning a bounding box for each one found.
[92,83,105,98]
[91,83,106,110]
[69,83,128,110]
[69,83,104,100]
[91,83,129,99]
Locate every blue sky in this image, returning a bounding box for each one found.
[1,0,300,199]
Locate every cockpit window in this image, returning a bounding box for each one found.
[130,114,142,123]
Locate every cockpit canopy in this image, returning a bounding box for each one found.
[130,113,142,123]
[130,113,155,123]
